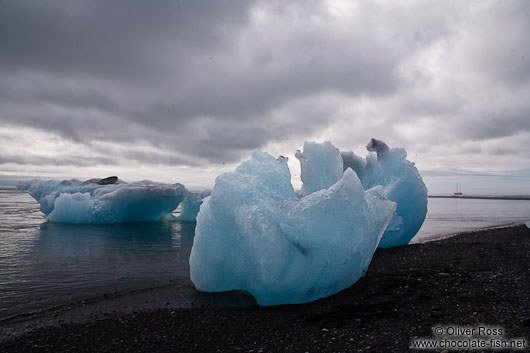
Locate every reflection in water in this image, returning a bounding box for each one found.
[35,220,194,252]
[32,221,195,283]
[0,189,197,319]
[3,188,530,319]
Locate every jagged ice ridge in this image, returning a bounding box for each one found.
[190,139,423,305]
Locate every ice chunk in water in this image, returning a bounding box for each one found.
[18,178,186,224]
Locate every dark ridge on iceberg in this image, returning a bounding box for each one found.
[97,176,119,185]
[366,138,389,154]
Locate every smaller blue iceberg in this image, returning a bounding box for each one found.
[18,177,187,223]
[175,190,212,222]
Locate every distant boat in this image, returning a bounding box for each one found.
[454,183,463,196]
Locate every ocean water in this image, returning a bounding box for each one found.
[0,187,195,319]
[411,197,530,243]
[1,187,530,318]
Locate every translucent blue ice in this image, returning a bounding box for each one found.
[190,145,396,306]
[342,139,428,248]
[295,141,343,196]
[177,190,211,221]
[18,178,186,223]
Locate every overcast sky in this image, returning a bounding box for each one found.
[1,0,529,194]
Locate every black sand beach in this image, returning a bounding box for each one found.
[1,225,529,352]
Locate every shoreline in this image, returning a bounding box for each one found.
[2,224,529,352]
[409,220,528,244]
[0,280,256,340]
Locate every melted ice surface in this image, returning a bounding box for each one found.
[190,146,395,305]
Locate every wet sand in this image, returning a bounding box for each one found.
[1,224,529,352]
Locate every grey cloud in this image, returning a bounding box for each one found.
[119,150,200,167]
[0,0,252,79]
[421,169,530,186]
[463,112,530,141]
[0,154,119,167]
[0,149,200,169]
[0,0,529,172]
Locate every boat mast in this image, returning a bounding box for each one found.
[454,182,463,196]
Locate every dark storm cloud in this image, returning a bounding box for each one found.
[0,0,250,79]
[119,150,200,167]
[0,0,411,166]
[0,154,118,167]
[0,0,529,171]
[463,111,530,141]
[0,0,257,150]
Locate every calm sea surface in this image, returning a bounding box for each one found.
[1,187,529,318]
[411,197,530,243]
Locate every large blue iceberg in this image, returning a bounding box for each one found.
[190,143,397,306]
[18,177,186,223]
[342,139,428,248]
